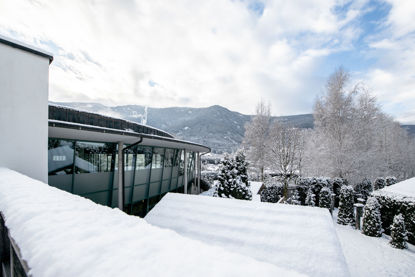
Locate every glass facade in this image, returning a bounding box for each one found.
[48,138,196,217]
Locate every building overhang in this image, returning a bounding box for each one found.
[49,120,210,153]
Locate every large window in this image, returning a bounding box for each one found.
[136,146,152,169]
[152,148,165,169]
[75,141,116,173]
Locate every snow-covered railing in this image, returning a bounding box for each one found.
[0,168,303,277]
[1,213,30,277]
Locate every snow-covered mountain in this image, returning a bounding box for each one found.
[50,101,414,153]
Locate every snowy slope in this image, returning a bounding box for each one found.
[374,177,415,198]
[0,168,303,277]
[335,224,415,277]
[145,193,350,277]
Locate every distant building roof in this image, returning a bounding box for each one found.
[146,193,350,277]
[0,34,53,63]
[373,177,415,199]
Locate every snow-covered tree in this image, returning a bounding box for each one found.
[337,185,355,225]
[354,178,373,200]
[216,154,252,200]
[260,180,283,203]
[362,197,382,237]
[319,187,332,210]
[302,68,415,183]
[390,214,408,249]
[267,121,304,197]
[291,189,301,205]
[305,188,316,207]
[386,176,397,187]
[374,177,386,190]
[243,101,271,181]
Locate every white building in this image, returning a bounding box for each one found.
[0,36,53,182]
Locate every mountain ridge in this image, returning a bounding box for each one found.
[49,101,414,153]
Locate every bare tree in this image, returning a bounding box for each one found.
[243,101,271,181]
[304,67,415,183]
[267,122,302,197]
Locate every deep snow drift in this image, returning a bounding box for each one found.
[145,193,349,277]
[0,168,302,277]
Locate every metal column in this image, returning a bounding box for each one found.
[197,152,201,194]
[117,141,124,210]
[183,149,188,194]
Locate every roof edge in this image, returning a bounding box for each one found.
[0,35,53,64]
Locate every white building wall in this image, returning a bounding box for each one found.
[0,43,50,182]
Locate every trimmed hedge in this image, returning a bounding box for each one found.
[372,191,415,245]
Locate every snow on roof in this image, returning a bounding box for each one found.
[373,177,415,200]
[0,168,301,277]
[146,193,349,277]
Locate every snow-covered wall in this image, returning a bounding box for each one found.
[0,41,50,182]
[0,168,302,277]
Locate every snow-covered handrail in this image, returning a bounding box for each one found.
[0,168,303,277]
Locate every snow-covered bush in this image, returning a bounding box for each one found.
[337,186,355,225]
[386,176,397,186]
[216,153,252,200]
[332,177,348,207]
[319,187,332,211]
[260,182,284,203]
[290,190,301,205]
[362,197,382,237]
[374,177,386,190]
[296,177,333,206]
[372,192,415,245]
[354,178,373,201]
[305,188,316,207]
[390,214,408,249]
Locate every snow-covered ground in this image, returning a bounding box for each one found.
[146,193,349,277]
[0,168,302,277]
[335,224,415,277]
[250,181,262,201]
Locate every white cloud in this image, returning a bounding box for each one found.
[0,0,412,121]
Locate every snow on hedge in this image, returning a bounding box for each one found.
[373,177,415,199]
[145,193,349,277]
[0,168,303,277]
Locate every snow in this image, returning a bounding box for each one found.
[0,168,303,277]
[374,177,415,198]
[335,224,415,277]
[146,193,349,277]
[249,181,262,201]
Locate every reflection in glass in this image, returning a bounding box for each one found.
[48,139,75,175]
[75,141,116,173]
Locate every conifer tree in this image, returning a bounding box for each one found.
[216,153,252,200]
[337,185,355,225]
[362,197,382,237]
[305,188,316,207]
[319,187,332,210]
[390,214,408,249]
[386,176,397,186]
[291,189,301,205]
[374,177,386,190]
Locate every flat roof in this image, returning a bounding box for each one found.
[49,120,211,153]
[0,34,53,63]
[146,193,350,277]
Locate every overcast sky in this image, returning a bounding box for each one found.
[0,0,414,122]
